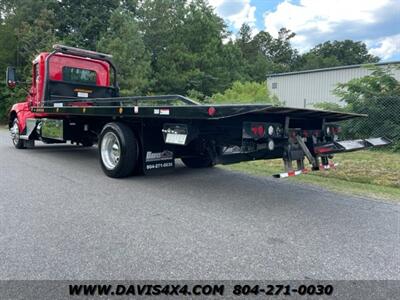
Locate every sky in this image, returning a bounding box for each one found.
[209,0,400,61]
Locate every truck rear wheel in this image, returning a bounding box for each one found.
[181,155,214,168]
[99,122,138,178]
[10,118,25,149]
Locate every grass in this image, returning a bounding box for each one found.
[222,150,400,202]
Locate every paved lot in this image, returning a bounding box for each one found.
[0,129,399,280]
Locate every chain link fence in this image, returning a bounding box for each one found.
[333,95,400,151]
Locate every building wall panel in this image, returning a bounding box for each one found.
[267,64,400,108]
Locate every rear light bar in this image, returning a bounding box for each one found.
[289,129,321,138]
[243,122,283,140]
[288,124,340,141]
[53,44,113,59]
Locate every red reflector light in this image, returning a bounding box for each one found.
[251,124,265,138]
[257,126,265,137]
[208,107,216,116]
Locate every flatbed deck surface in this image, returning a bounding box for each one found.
[32,103,364,122]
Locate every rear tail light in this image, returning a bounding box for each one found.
[251,124,265,138]
[243,122,283,140]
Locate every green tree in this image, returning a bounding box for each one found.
[218,40,247,86]
[313,102,344,111]
[16,8,58,75]
[335,66,400,150]
[97,9,151,95]
[236,25,269,82]
[296,52,341,70]
[54,0,120,49]
[0,0,56,25]
[0,0,57,71]
[236,23,254,57]
[0,1,58,121]
[235,25,299,81]
[270,28,298,69]
[297,40,380,70]
[138,0,229,96]
[0,22,17,78]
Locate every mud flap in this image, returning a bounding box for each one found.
[143,150,175,174]
[141,122,175,175]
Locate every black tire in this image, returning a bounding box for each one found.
[98,122,139,178]
[10,118,25,149]
[181,155,215,168]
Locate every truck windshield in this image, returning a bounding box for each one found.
[62,67,97,85]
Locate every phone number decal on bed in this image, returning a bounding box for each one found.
[146,162,174,170]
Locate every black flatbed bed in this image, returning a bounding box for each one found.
[32,94,364,122]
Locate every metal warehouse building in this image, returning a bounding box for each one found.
[266,61,400,108]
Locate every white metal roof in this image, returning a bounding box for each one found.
[267,61,400,78]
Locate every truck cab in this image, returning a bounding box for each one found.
[8,45,118,137]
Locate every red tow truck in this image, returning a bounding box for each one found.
[6,45,390,178]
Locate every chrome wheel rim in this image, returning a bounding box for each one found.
[10,120,20,146]
[101,132,121,170]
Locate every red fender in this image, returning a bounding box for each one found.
[9,102,43,133]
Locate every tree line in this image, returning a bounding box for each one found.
[0,0,380,118]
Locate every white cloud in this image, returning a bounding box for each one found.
[263,0,400,58]
[208,0,224,7]
[368,34,400,60]
[209,0,257,30]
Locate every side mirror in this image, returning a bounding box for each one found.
[6,66,16,89]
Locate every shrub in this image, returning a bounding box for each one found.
[210,81,280,105]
